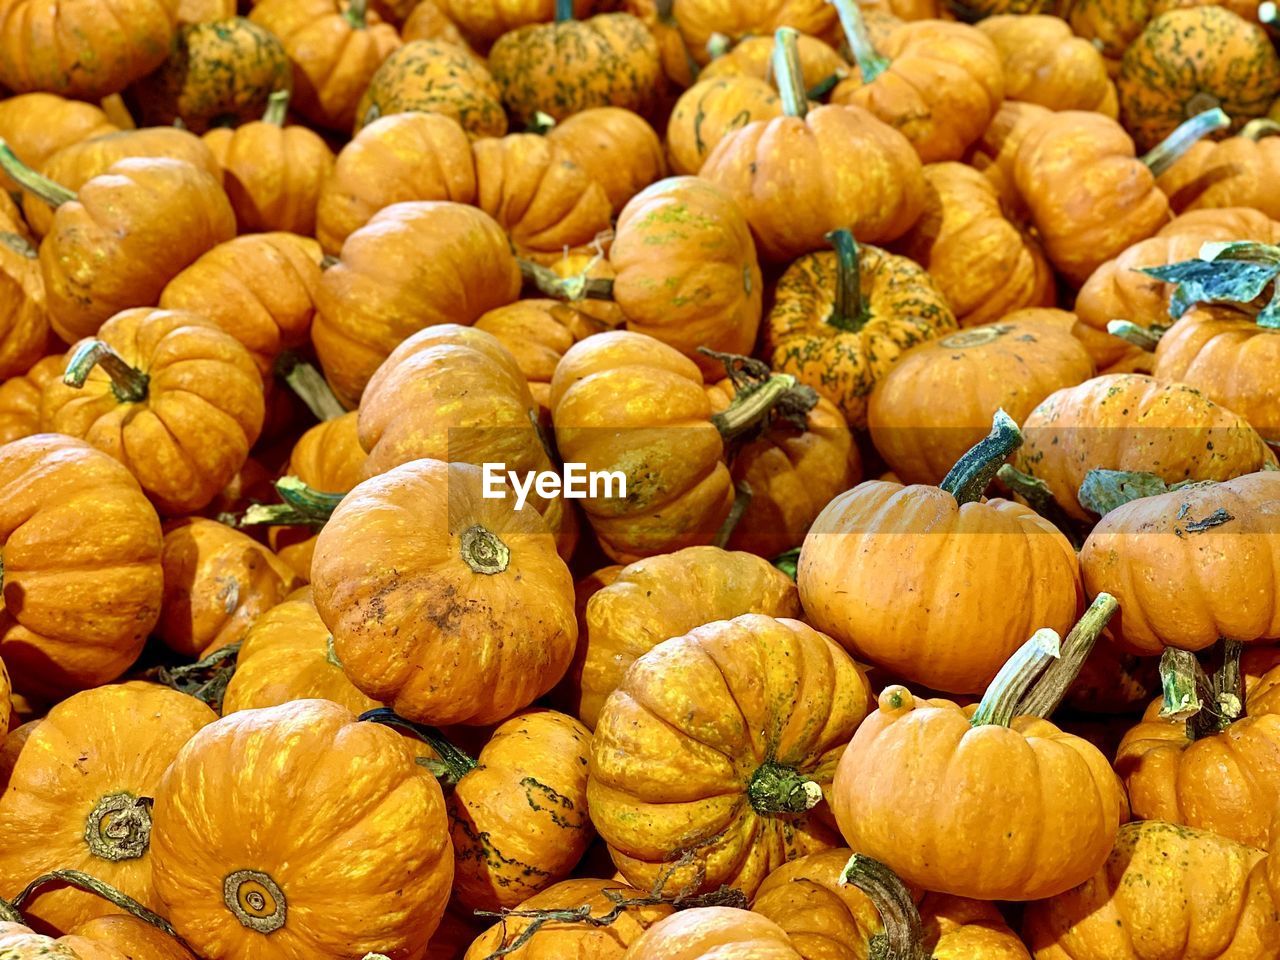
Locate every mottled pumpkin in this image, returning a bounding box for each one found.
[0,356,62,446]
[589,614,871,897]
[665,75,781,176]
[249,0,402,132]
[765,231,957,428]
[1118,7,1280,153]
[356,39,508,136]
[0,0,179,100]
[313,201,520,407]
[978,15,1116,116]
[0,232,47,381]
[0,94,117,195]
[315,111,477,255]
[546,107,667,215]
[1013,374,1278,521]
[131,17,292,133]
[151,699,454,959]
[0,435,163,695]
[0,682,216,931]
[895,161,1055,328]
[672,0,836,66]
[1157,124,1280,218]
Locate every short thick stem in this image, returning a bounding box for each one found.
[343,0,368,28]
[825,228,866,332]
[747,761,823,815]
[85,793,153,862]
[1159,647,1213,740]
[839,855,928,960]
[277,354,348,421]
[64,340,150,403]
[1141,108,1230,177]
[224,869,287,933]
[460,524,511,575]
[519,258,614,302]
[358,707,477,788]
[1018,594,1120,718]
[241,477,343,528]
[970,628,1062,728]
[940,410,1022,506]
[830,0,891,82]
[711,373,798,443]
[0,138,76,208]
[772,28,809,118]
[262,89,290,126]
[1107,320,1166,351]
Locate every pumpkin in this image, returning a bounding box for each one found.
[1118,7,1280,153]
[42,308,265,516]
[698,32,848,91]
[157,517,302,658]
[765,229,957,429]
[0,658,8,741]
[1022,821,1280,960]
[473,133,613,258]
[0,356,60,447]
[0,94,117,194]
[977,15,1116,116]
[0,682,216,931]
[130,17,292,133]
[625,908,803,959]
[202,90,335,236]
[967,99,1051,218]
[315,111,477,255]
[1012,374,1278,522]
[179,0,235,21]
[546,107,666,215]
[589,613,871,897]
[571,545,801,728]
[701,29,926,262]
[463,878,674,960]
[248,0,402,132]
[829,2,1004,164]
[0,231,48,381]
[313,201,521,407]
[222,590,380,715]
[868,318,1095,486]
[665,75,781,176]
[0,0,179,100]
[159,232,323,377]
[1157,121,1280,218]
[672,0,836,66]
[487,8,662,126]
[705,379,862,556]
[0,435,163,696]
[61,915,196,960]
[312,459,577,726]
[438,0,595,45]
[402,0,472,46]
[622,0,698,94]
[355,39,508,137]
[894,162,1055,328]
[151,699,454,959]
[609,176,763,375]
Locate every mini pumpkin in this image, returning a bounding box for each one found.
[698,32,848,91]
[967,99,1051,218]
[355,39,508,137]
[0,231,48,381]
[672,0,836,66]
[665,75,781,176]
[0,94,117,194]
[546,107,667,215]
[626,908,803,959]
[1157,121,1280,218]
[977,15,1116,116]
[0,355,60,447]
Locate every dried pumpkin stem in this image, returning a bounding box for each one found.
[262,89,290,126]
[995,464,1084,546]
[772,28,809,118]
[825,228,867,332]
[830,0,890,82]
[1158,647,1207,728]
[518,258,614,301]
[85,793,153,862]
[240,476,344,528]
[1018,594,1120,718]
[1106,319,1166,351]
[358,707,478,787]
[940,409,1022,506]
[711,372,800,442]
[150,642,241,712]
[0,137,76,208]
[460,523,511,574]
[12,870,182,941]
[224,869,287,933]
[64,340,150,403]
[344,0,368,29]
[839,855,928,960]
[1140,108,1230,177]
[747,761,823,815]
[1242,118,1280,141]
[277,353,348,421]
[969,628,1062,728]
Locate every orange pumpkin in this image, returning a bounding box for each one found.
[401,0,472,46]
[673,0,836,66]
[0,912,196,960]
[967,99,1051,218]
[356,39,508,137]
[665,75,781,176]
[545,107,667,215]
[698,32,848,91]
[0,94,117,194]
[0,355,61,447]
[589,614,871,897]
[626,908,804,959]
[0,231,48,381]
[977,15,1116,116]
[0,435,163,696]
[433,0,594,45]
[1158,119,1280,218]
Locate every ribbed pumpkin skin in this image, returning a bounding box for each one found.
[589,615,871,898]
[968,99,1051,217]
[150,700,454,960]
[1023,821,1280,960]
[0,0,179,100]
[0,683,216,932]
[666,76,781,176]
[0,232,46,380]
[626,908,804,959]
[1118,7,1280,153]
[1158,136,1280,219]
[698,33,847,91]
[1013,374,1278,521]
[546,107,666,216]
[66,916,196,960]
[765,243,956,429]
[356,39,508,137]
[978,15,1116,115]
[0,355,60,447]
[0,94,117,194]
[673,0,836,67]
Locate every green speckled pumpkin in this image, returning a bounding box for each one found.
[1118,6,1280,152]
[488,12,662,125]
[765,230,957,428]
[130,18,292,133]
[355,39,508,137]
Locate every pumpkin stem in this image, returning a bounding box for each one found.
[706,32,733,59]
[995,464,1084,547]
[747,760,823,815]
[772,546,801,580]
[262,89,290,126]
[460,523,511,574]
[358,707,477,787]
[85,793,153,862]
[223,869,287,933]
[772,28,809,119]
[0,137,76,208]
[1077,468,1205,516]
[712,482,753,548]
[527,111,558,134]
[1107,319,1166,351]
[1017,594,1120,718]
[518,258,615,301]
[711,371,802,442]
[555,0,574,21]
[11,870,182,941]
[839,855,929,960]
[1161,641,1247,740]
[969,628,1062,728]
[239,476,344,529]
[149,642,241,712]
[940,409,1022,506]
[1140,108,1230,177]
[830,0,891,83]
[825,228,868,332]
[344,0,368,28]
[63,339,150,403]
[276,353,348,421]
[1242,118,1280,140]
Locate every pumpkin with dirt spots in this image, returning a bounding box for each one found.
[355,39,507,137]
[665,75,781,176]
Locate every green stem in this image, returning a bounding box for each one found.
[1107,320,1166,351]
[343,0,368,28]
[518,258,614,302]
[940,410,1022,506]
[64,340,150,403]
[262,89,290,126]
[772,28,808,119]
[839,855,928,960]
[711,373,800,443]
[772,546,800,580]
[996,464,1084,547]
[1077,469,1195,516]
[1242,118,1280,140]
[358,708,477,788]
[747,761,823,815]
[1158,647,1212,741]
[1018,594,1120,718]
[277,353,348,420]
[555,0,574,21]
[239,477,344,528]
[0,137,76,208]
[706,32,732,59]
[970,628,1061,727]
[1141,108,1230,177]
[830,0,890,82]
[12,871,182,941]
[825,228,867,332]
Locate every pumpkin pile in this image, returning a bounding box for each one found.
[0,0,1279,958]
